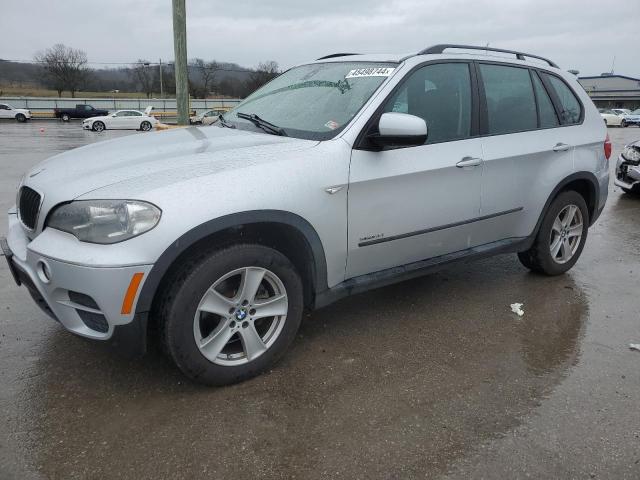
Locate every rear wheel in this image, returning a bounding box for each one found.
[518,191,589,275]
[15,113,26,123]
[159,244,304,386]
[140,121,152,131]
[92,121,105,132]
[621,120,628,128]
[61,113,70,122]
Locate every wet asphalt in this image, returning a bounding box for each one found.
[0,121,639,479]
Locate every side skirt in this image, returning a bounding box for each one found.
[314,236,532,309]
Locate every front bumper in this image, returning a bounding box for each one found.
[4,213,153,354]
[614,154,640,190]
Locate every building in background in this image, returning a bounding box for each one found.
[578,74,640,110]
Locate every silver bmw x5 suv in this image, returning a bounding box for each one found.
[2,45,610,385]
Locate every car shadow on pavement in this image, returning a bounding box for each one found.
[16,254,587,479]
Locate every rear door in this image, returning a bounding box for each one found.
[474,63,573,243]
[347,62,484,278]
[0,104,11,119]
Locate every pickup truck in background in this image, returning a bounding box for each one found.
[54,104,110,121]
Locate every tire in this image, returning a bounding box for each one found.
[604,119,608,126]
[159,244,304,386]
[92,121,105,132]
[15,113,26,123]
[621,120,628,128]
[61,113,70,122]
[622,187,639,195]
[140,121,152,131]
[517,191,589,275]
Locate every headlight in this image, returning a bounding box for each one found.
[47,200,161,244]
[623,146,640,163]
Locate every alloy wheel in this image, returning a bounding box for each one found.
[193,267,289,366]
[549,204,583,264]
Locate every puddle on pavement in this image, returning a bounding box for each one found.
[10,255,588,479]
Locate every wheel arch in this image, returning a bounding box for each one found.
[136,210,329,315]
[532,172,600,237]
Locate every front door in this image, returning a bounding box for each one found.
[347,62,483,278]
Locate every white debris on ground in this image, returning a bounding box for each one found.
[510,303,525,317]
[629,344,640,352]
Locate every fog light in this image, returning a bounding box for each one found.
[36,260,51,284]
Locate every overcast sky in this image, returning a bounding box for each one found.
[2,0,639,76]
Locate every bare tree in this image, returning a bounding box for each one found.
[34,44,90,98]
[191,58,219,98]
[130,60,155,98]
[245,61,280,94]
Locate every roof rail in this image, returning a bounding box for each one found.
[316,53,360,60]
[418,44,559,68]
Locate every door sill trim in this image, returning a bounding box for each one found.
[316,236,530,308]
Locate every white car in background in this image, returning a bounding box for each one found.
[83,107,158,132]
[190,108,229,125]
[611,108,631,116]
[0,103,32,122]
[599,108,624,127]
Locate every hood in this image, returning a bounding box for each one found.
[84,115,109,122]
[23,126,317,205]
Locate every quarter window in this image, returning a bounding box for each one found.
[383,63,472,144]
[479,64,537,135]
[541,73,582,124]
[531,72,559,128]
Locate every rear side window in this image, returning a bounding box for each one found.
[479,64,537,135]
[541,73,582,124]
[531,72,559,128]
[383,62,472,144]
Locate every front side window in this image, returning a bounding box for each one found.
[480,64,537,135]
[224,62,396,140]
[541,73,582,124]
[383,63,472,144]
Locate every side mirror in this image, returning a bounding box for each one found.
[368,112,427,148]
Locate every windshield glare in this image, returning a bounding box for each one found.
[225,62,397,140]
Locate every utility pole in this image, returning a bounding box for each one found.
[159,58,163,98]
[172,0,189,125]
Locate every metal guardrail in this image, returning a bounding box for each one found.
[0,96,242,114]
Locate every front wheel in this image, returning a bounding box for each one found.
[159,244,304,386]
[15,113,26,123]
[92,121,105,132]
[140,121,152,131]
[517,191,589,275]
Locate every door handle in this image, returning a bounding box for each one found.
[552,142,571,152]
[456,157,483,168]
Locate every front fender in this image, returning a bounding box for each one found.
[134,209,328,313]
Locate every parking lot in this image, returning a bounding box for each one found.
[0,121,639,479]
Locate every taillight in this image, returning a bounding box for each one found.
[604,133,612,160]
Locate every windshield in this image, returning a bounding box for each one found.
[224,62,397,140]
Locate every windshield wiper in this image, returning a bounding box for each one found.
[218,114,235,129]
[236,112,287,136]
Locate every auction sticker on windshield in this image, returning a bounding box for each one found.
[345,67,395,78]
